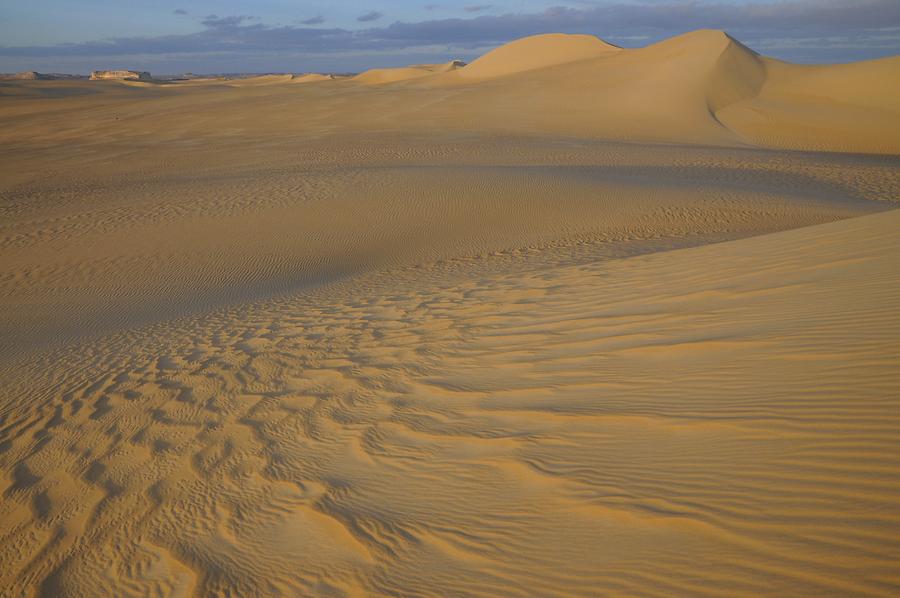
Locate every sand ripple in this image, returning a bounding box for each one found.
[2,210,898,596]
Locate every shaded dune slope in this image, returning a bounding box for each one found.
[1,140,892,359]
[719,54,900,153]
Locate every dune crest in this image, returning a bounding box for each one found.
[644,29,767,113]
[292,73,335,83]
[457,33,620,79]
[354,60,465,84]
[226,74,298,86]
[429,28,898,152]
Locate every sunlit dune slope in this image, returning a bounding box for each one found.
[1,207,898,596]
[456,32,620,79]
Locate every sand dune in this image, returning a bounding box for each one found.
[719,54,900,153]
[1,30,898,152]
[456,33,619,79]
[1,28,900,596]
[291,73,335,83]
[226,74,300,86]
[354,60,465,85]
[2,136,894,358]
[1,206,898,596]
[434,30,899,152]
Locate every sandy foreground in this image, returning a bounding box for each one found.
[1,31,900,596]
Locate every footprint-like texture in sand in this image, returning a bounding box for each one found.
[2,209,899,596]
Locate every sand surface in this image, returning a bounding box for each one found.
[1,31,899,596]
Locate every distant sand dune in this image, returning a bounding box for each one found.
[435,30,900,152]
[1,30,898,152]
[226,74,299,86]
[291,73,335,83]
[354,60,465,85]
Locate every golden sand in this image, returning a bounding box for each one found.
[1,31,899,596]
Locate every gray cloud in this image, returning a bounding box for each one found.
[200,14,258,29]
[300,15,325,25]
[464,5,492,13]
[173,9,187,16]
[2,0,898,68]
[357,11,384,23]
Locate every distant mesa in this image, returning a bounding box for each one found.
[90,70,153,81]
[0,71,84,80]
[12,71,53,80]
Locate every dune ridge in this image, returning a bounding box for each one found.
[354,60,465,85]
[456,33,620,79]
[2,30,898,152]
[292,73,335,83]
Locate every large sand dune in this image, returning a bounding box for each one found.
[431,30,900,152]
[457,33,619,79]
[1,29,899,596]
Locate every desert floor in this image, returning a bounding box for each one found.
[1,32,900,596]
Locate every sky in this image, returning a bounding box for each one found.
[1,0,899,74]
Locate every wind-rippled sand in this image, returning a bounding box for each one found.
[1,30,899,597]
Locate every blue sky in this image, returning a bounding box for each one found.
[1,1,899,74]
